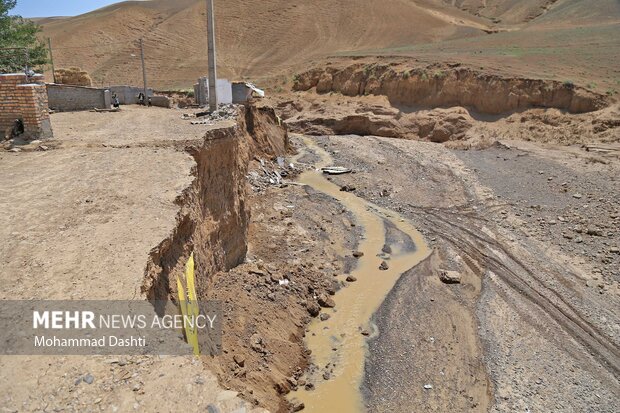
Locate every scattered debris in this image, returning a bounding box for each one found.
[321,166,352,175]
[379,261,389,271]
[379,188,391,197]
[423,384,433,390]
[77,373,95,385]
[352,251,364,258]
[290,400,305,412]
[91,107,120,113]
[248,156,298,192]
[250,333,266,353]
[183,104,237,124]
[346,275,357,282]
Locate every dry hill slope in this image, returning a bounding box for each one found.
[39,0,491,88]
[38,0,620,93]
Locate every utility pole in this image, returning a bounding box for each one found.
[206,0,218,112]
[47,38,57,83]
[139,38,148,106]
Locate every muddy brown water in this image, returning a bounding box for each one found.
[289,137,431,412]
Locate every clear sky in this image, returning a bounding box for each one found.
[12,0,124,18]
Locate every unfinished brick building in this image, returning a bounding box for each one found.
[0,73,53,140]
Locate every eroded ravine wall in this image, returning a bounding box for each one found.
[142,105,288,303]
[294,63,608,115]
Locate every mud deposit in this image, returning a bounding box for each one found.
[308,135,619,413]
[288,138,430,412]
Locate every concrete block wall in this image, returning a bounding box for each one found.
[108,85,153,105]
[47,84,111,112]
[232,83,252,103]
[0,73,52,139]
[194,77,233,106]
[150,95,171,108]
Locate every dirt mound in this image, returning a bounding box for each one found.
[53,67,92,86]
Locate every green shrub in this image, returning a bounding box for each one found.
[563,80,575,89]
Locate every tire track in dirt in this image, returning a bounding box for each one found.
[416,207,620,383]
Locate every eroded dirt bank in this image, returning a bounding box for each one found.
[293,61,608,115]
[142,105,288,303]
[272,59,619,148]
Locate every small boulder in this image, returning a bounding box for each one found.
[318,294,335,308]
[307,301,321,317]
[439,269,461,284]
[83,374,94,384]
[233,354,245,367]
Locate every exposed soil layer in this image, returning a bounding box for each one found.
[270,61,619,147]
[293,62,608,114]
[142,105,288,303]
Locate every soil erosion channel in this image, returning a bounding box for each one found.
[290,137,431,412]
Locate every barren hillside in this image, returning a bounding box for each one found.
[36,0,620,91]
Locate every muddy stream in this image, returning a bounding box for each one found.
[289,137,431,412]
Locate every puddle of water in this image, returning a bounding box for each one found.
[289,137,431,412]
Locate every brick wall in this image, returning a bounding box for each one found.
[0,73,53,139]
